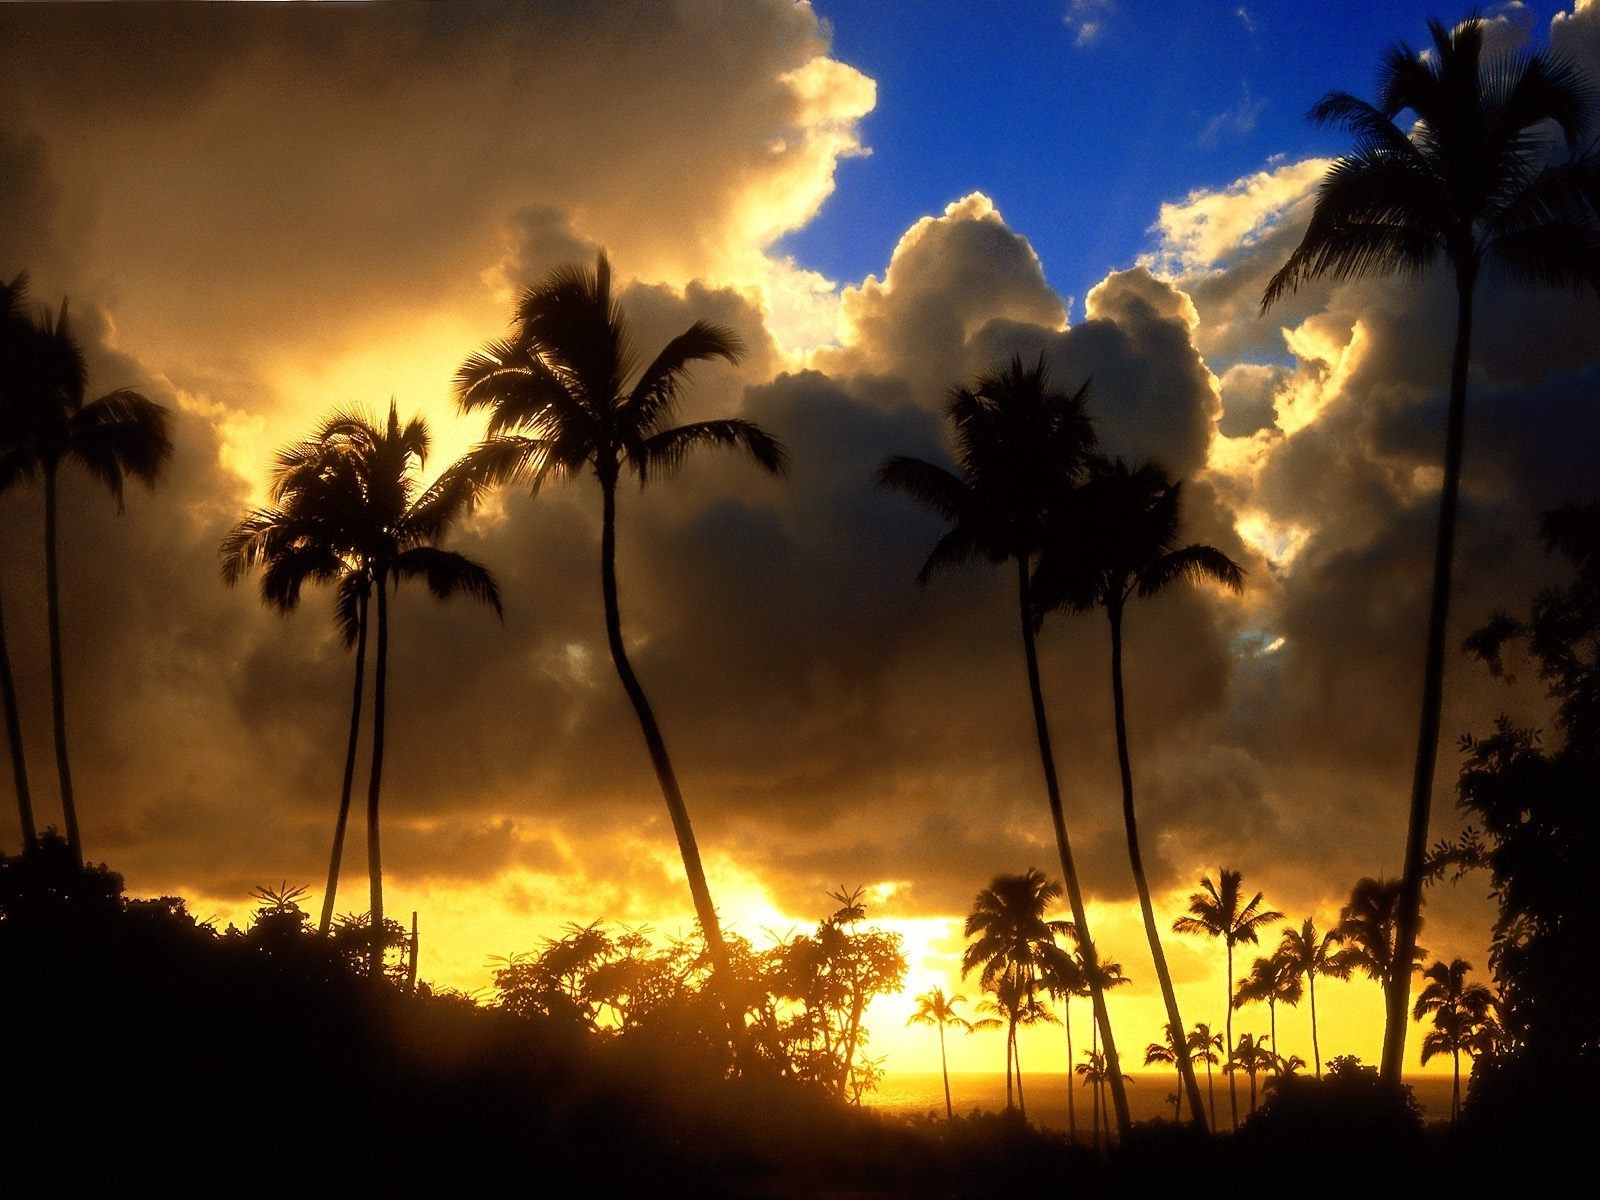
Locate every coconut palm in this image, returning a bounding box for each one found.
[0,292,171,865]
[1413,957,1496,1120]
[975,967,1056,1117]
[454,252,783,1036]
[879,355,1134,1136]
[1037,942,1089,1142]
[1263,16,1600,1085]
[1233,952,1303,1074]
[1276,918,1356,1078]
[1172,868,1282,1130]
[1227,1032,1274,1116]
[1034,455,1242,1129]
[1144,1022,1187,1123]
[1075,1047,1130,1152]
[222,433,383,935]
[907,986,971,1123]
[1078,946,1130,1147]
[0,273,38,850]
[1339,876,1425,991]
[1188,1022,1224,1128]
[245,405,499,977]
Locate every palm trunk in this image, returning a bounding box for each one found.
[1004,1018,1014,1109]
[1205,1048,1216,1127]
[1249,1067,1257,1114]
[1383,274,1476,1085]
[1064,1000,1077,1142]
[42,468,80,865]
[1268,997,1277,1073]
[1310,973,1321,1079]
[320,585,368,936]
[1226,940,1238,1131]
[600,476,738,1055]
[1014,1028,1027,1121]
[1452,1046,1461,1122]
[406,910,419,993]
[1108,605,1208,1128]
[938,1020,952,1123]
[1175,1067,1183,1121]
[1016,556,1131,1137]
[366,570,389,980]
[1091,1017,1101,1151]
[0,574,36,849]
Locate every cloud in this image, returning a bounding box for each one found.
[1199,82,1268,148]
[1064,0,1117,48]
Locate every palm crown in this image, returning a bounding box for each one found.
[961,869,1072,989]
[1173,870,1283,947]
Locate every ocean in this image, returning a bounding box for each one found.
[868,1070,1459,1130]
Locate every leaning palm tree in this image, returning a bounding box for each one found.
[1263,16,1600,1086]
[1413,957,1496,1121]
[455,252,783,1036]
[1034,455,1243,1129]
[251,405,499,977]
[1144,1022,1187,1123]
[1276,918,1356,1077]
[907,986,972,1123]
[880,356,1135,1136]
[1172,868,1282,1130]
[0,293,171,864]
[222,435,379,935]
[0,272,38,850]
[1233,951,1303,1074]
[1188,1022,1224,1129]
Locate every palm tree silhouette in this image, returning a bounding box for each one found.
[1077,945,1130,1147]
[1338,876,1424,994]
[243,405,499,977]
[1144,1021,1187,1123]
[962,870,1070,1114]
[1075,1041,1130,1152]
[1227,1032,1273,1115]
[1276,918,1356,1078]
[1034,455,1243,1130]
[0,273,38,850]
[0,290,170,865]
[455,252,783,1035]
[1233,951,1303,1075]
[1413,957,1495,1121]
[1037,941,1089,1142]
[879,356,1135,1136]
[1187,1022,1223,1128]
[907,986,972,1123]
[978,969,1058,1120]
[1172,868,1282,1130]
[1263,16,1600,1086]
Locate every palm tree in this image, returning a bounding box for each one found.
[1413,957,1496,1121]
[0,273,38,850]
[455,252,783,1037]
[1276,918,1356,1077]
[1233,952,1303,1074]
[879,355,1135,1136]
[1034,456,1243,1129]
[1144,1022,1187,1123]
[907,986,971,1123]
[0,292,171,865]
[1263,16,1600,1086]
[1075,1047,1129,1152]
[1078,946,1130,1147]
[253,405,499,977]
[1172,869,1282,1130]
[1188,1022,1224,1128]
[1037,942,1089,1142]
[222,433,380,935]
[1227,1032,1274,1116]
[1338,876,1424,993]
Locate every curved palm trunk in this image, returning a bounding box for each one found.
[366,572,389,980]
[42,468,80,865]
[1108,606,1208,1129]
[1064,1000,1077,1142]
[319,587,368,936]
[1226,940,1238,1131]
[0,575,36,849]
[938,1020,953,1123]
[1004,1019,1015,1109]
[600,478,738,1054]
[1016,557,1132,1138]
[1310,973,1322,1079]
[1384,276,1476,1085]
[1014,1028,1027,1121]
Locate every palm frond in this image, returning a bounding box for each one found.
[876,455,969,521]
[393,546,503,617]
[634,417,787,482]
[66,388,173,507]
[626,320,744,431]
[1137,544,1245,599]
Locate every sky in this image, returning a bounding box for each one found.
[2,0,1598,1088]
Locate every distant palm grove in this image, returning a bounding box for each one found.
[1,15,1598,1189]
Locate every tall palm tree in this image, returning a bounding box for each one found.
[1233,951,1303,1074]
[1413,957,1496,1121]
[222,434,380,935]
[1144,1022,1187,1123]
[907,986,971,1123]
[1227,1032,1273,1116]
[455,252,783,1037]
[0,273,38,850]
[1172,868,1282,1130]
[1263,17,1600,1085]
[879,356,1135,1136]
[1034,455,1243,1129]
[1078,946,1130,1148]
[1276,918,1356,1078]
[254,405,499,977]
[1188,1022,1224,1129]
[1037,941,1089,1142]
[0,293,171,865]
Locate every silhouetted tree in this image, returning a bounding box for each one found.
[0,273,38,850]
[1037,941,1089,1142]
[1338,877,1423,996]
[1275,918,1355,1078]
[879,356,1134,1136]
[1263,16,1600,1086]
[1413,957,1495,1121]
[1144,1022,1187,1122]
[1228,1031,1274,1115]
[455,252,784,1044]
[1233,951,1303,1075]
[1172,869,1281,1130]
[1033,455,1242,1130]
[908,986,971,1123]
[1188,1022,1224,1129]
[0,290,170,864]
